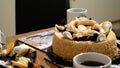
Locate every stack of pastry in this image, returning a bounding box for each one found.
[52,17,119,61]
[0,42,40,68]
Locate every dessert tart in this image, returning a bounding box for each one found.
[0,42,41,68]
[52,17,119,61]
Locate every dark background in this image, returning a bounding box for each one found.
[16,0,69,34]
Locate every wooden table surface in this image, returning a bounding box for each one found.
[6,27,59,68]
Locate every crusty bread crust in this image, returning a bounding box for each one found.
[52,30,119,61]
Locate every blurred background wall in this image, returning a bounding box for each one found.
[0,0,15,37]
[70,0,120,23]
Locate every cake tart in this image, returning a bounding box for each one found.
[52,17,119,61]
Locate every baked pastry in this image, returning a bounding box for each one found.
[0,42,41,68]
[52,17,119,61]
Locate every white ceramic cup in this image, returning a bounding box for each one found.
[67,8,87,23]
[73,52,111,68]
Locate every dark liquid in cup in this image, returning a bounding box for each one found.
[80,61,105,66]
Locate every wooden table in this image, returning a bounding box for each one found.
[6,27,59,68]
